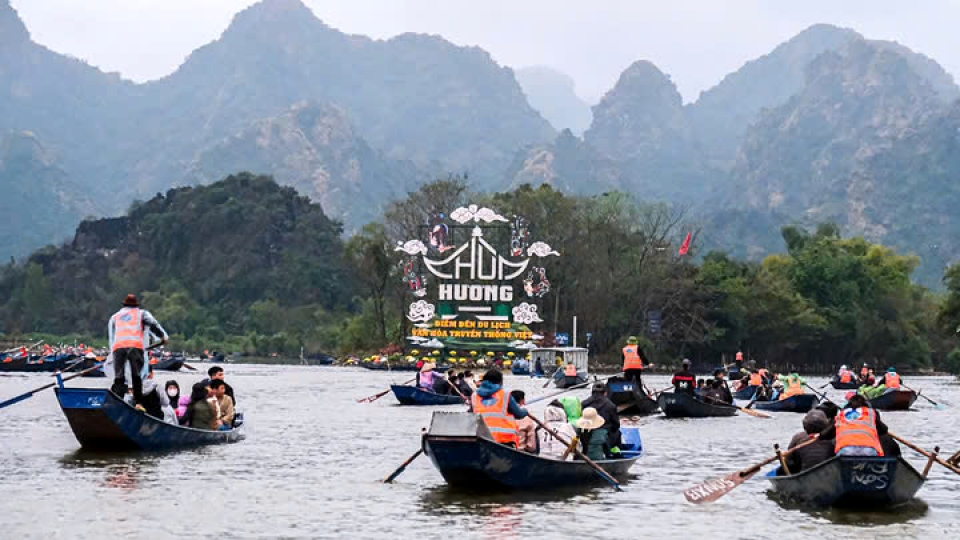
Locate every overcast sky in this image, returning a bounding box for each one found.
[10,0,960,103]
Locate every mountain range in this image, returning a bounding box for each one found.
[3,0,960,286]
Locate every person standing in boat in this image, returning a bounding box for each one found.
[671,359,696,394]
[108,294,168,404]
[621,336,645,389]
[819,395,888,457]
[469,369,528,447]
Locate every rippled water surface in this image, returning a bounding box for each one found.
[2,367,960,539]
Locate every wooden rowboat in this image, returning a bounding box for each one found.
[391,385,464,406]
[867,390,917,411]
[422,412,638,491]
[0,354,74,373]
[607,376,660,416]
[657,391,738,418]
[55,387,243,451]
[767,456,924,508]
[830,378,861,390]
[753,394,819,413]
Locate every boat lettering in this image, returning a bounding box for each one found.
[85,396,104,407]
[851,472,888,490]
[850,461,889,474]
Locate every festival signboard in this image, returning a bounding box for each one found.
[395,204,559,353]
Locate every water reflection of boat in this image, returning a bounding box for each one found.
[391,385,464,406]
[753,394,819,413]
[658,391,738,418]
[422,412,638,491]
[55,386,243,451]
[767,456,925,508]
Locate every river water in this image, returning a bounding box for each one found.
[2,367,960,539]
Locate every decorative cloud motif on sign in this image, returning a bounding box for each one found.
[512,302,544,324]
[450,204,508,224]
[407,300,436,322]
[527,242,560,257]
[395,240,428,256]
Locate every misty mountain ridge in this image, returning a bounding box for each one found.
[3,0,960,286]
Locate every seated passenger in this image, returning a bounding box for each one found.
[418,362,439,390]
[539,400,577,460]
[820,395,887,457]
[784,410,833,474]
[183,381,218,430]
[165,380,181,414]
[575,408,609,461]
[455,372,473,397]
[510,390,537,453]
[470,369,528,447]
[211,380,234,430]
[778,373,805,400]
[138,369,175,423]
[208,366,236,405]
[432,370,452,395]
[559,395,582,424]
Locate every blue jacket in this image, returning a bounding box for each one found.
[475,381,528,419]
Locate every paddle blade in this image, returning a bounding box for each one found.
[683,469,754,504]
[739,406,770,419]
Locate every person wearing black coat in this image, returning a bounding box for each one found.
[581,382,621,450]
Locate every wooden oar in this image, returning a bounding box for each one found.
[0,363,103,410]
[2,340,44,355]
[357,377,416,403]
[526,413,623,492]
[182,362,198,371]
[901,384,945,409]
[803,382,831,403]
[683,436,820,503]
[703,394,770,418]
[383,448,424,483]
[889,433,960,476]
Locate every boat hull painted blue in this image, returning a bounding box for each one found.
[511,366,531,376]
[55,388,243,451]
[753,394,819,413]
[658,392,738,418]
[391,385,464,405]
[423,435,638,491]
[0,354,74,373]
[768,456,924,508]
[733,386,758,400]
[867,390,917,411]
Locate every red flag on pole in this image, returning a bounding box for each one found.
[678,232,692,256]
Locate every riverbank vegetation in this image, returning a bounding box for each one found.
[2,173,960,374]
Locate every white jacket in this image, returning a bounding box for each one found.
[538,405,577,460]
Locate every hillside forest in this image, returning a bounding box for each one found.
[4,173,960,375]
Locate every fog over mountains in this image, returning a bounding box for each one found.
[3,0,960,285]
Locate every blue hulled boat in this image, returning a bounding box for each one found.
[867,390,917,411]
[510,363,531,376]
[55,387,243,451]
[753,393,818,413]
[391,385,465,406]
[0,354,76,373]
[733,386,758,400]
[607,376,660,416]
[423,412,639,491]
[767,456,924,508]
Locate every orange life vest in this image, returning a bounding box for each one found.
[622,346,643,370]
[564,364,578,377]
[749,373,763,386]
[112,307,144,351]
[472,389,518,445]
[885,373,900,389]
[780,379,803,400]
[835,407,883,455]
[840,371,852,383]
